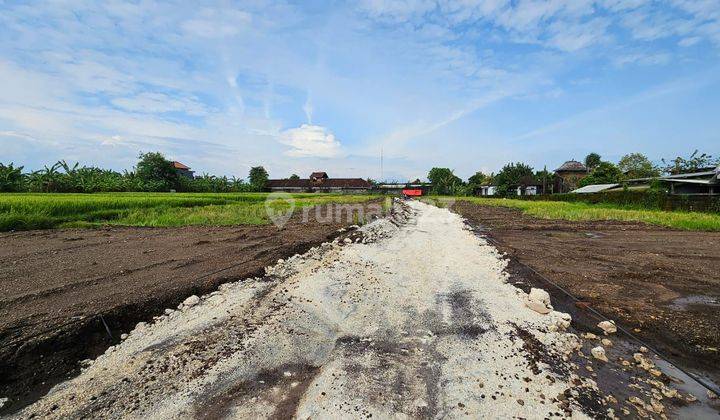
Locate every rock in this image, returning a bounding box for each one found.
[591,346,608,362]
[707,390,718,399]
[650,398,664,413]
[529,288,551,306]
[525,288,552,314]
[0,397,8,409]
[601,338,613,347]
[598,320,617,335]
[583,333,598,340]
[343,238,352,244]
[525,299,551,314]
[183,295,200,307]
[164,308,174,315]
[120,333,128,340]
[640,346,648,353]
[649,368,662,377]
[634,353,655,370]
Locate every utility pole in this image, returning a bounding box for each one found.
[380,146,384,182]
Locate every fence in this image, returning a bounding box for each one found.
[522,190,720,213]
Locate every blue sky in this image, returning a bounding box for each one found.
[1,0,719,181]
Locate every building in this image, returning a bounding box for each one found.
[172,161,194,179]
[571,184,620,194]
[377,180,431,195]
[554,160,588,193]
[267,172,373,193]
[624,166,720,195]
[572,166,720,195]
[477,176,545,196]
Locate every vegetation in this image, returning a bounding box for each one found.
[457,197,720,231]
[493,162,533,197]
[249,166,269,191]
[0,193,377,231]
[661,150,720,175]
[0,163,24,192]
[0,153,262,193]
[427,167,464,195]
[577,161,623,187]
[584,153,602,170]
[523,190,720,213]
[618,153,660,179]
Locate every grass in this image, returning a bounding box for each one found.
[447,197,720,231]
[0,192,379,231]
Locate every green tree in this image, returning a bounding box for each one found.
[249,166,269,191]
[618,153,660,179]
[661,150,720,175]
[427,167,463,195]
[135,152,178,191]
[584,153,602,170]
[0,163,25,192]
[494,162,533,196]
[289,174,300,180]
[467,171,490,186]
[578,161,623,187]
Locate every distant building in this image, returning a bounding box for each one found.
[571,184,620,194]
[377,180,431,195]
[623,166,720,195]
[572,166,720,195]
[554,160,588,193]
[172,161,194,179]
[267,172,373,193]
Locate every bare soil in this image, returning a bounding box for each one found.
[453,201,720,387]
[0,202,380,415]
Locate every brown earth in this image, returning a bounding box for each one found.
[453,201,720,388]
[0,201,382,415]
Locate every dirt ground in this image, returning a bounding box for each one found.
[453,201,720,387]
[0,201,381,415]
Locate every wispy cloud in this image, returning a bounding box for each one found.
[0,0,718,179]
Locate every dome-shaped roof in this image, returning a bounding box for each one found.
[555,160,587,172]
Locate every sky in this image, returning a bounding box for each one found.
[1,0,719,182]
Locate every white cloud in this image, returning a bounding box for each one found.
[111,92,208,116]
[279,124,343,158]
[181,9,251,38]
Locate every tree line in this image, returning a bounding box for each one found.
[0,152,270,193]
[426,150,719,196]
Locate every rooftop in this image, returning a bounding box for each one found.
[555,160,588,173]
[172,161,190,170]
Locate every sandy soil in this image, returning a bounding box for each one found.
[0,201,382,415]
[452,201,720,388]
[9,200,708,419]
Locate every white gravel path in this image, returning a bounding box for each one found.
[14,200,597,419]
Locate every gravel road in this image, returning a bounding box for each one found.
[14,200,611,419]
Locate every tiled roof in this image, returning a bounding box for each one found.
[555,160,587,172]
[267,178,372,189]
[172,161,190,170]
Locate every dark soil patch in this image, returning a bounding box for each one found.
[453,201,720,389]
[0,201,381,415]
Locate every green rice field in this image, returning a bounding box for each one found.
[0,192,379,231]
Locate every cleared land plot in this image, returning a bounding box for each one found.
[453,200,720,387]
[0,194,380,414]
[0,192,378,231]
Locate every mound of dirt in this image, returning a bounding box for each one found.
[0,201,381,415]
